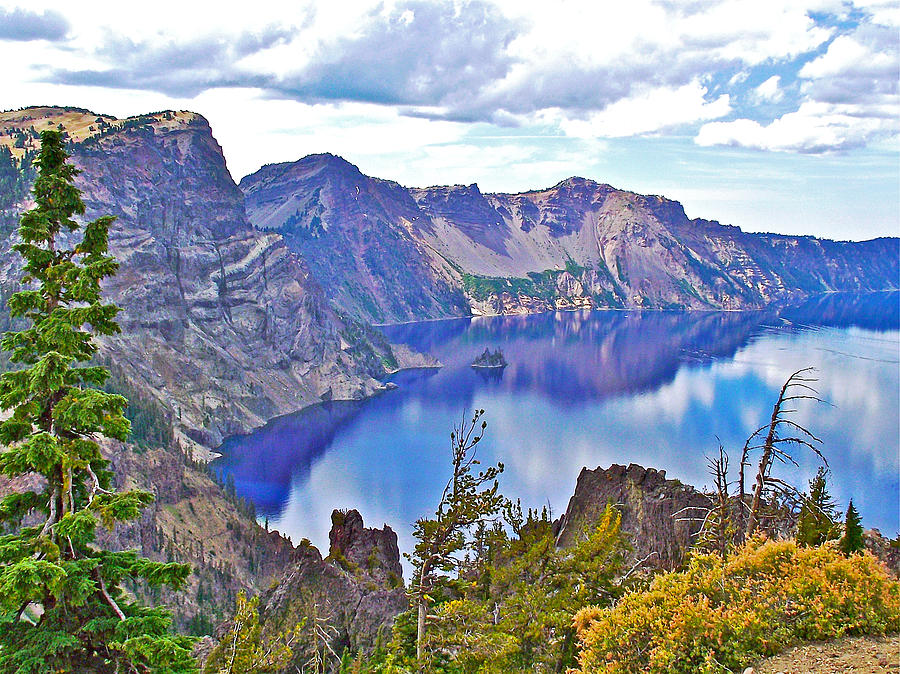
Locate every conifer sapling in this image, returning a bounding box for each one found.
[840,499,865,555]
[796,466,839,547]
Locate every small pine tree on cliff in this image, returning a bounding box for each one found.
[409,409,505,666]
[202,591,301,674]
[0,131,196,672]
[840,499,865,555]
[796,467,839,547]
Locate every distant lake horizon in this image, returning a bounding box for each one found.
[214,292,900,564]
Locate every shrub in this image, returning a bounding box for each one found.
[573,537,900,673]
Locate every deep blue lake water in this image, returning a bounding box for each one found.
[214,292,900,561]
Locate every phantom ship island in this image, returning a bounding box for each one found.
[471,347,508,369]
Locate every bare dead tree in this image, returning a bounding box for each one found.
[735,430,757,540]
[707,443,732,556]
[742,368,826,539]
[675,441,734,557]
[301,599,340,674]
[679,370,828,556]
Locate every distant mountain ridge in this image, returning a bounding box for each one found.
[240,154,468,323]
[241,154,899,324]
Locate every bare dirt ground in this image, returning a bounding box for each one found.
[750,634,899,673]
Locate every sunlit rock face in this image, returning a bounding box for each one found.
[242,157,899,322]
[0,108,396,454]
[240,153,468,325]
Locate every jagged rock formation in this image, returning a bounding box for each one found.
[242,155,899,323]
[259,509,406,668]
[329,509,403,588]
[864,530,900,577]
[554,463,711,569]
[0,108,420,455]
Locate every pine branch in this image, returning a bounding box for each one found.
[95,569,125,621]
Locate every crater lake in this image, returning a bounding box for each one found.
[214,292,899,559]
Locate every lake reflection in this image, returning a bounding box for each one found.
[215,292,900,559]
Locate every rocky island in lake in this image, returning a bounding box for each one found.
[471,347,508,369]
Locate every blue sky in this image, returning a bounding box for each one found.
[1,0,897,240]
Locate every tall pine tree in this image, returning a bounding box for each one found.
[840,499,865,555]
[0,131,196,672]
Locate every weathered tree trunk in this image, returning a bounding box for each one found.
[416,599,426,664]
[745,388,784,537]
[745,368,821,538]
[416,560,431,665]
[735,431,757,545]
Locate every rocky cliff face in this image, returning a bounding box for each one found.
[0,108,409,455]
[329,509,403,587]
[242,159,899,323]
[240,154,468,324]
[259,509,406,667]
[554,463,711,569]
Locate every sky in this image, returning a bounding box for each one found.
[1,0,898,240]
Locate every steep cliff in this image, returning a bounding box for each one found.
[554,463,710,569]
[242,158,899,323]
[0,108,408,454]
[240,154,467,324]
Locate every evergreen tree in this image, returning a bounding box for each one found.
[490,504,627,669]
[408,409,505,666]
[796,467,839,547]
[0,131,196,672]
[840,499,865,555]
[421,504,628,671]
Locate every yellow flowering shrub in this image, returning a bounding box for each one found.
[573,538,900,673]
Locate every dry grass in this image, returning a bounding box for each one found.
[0,107,197,159]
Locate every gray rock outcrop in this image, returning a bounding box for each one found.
[555,463,711,569]
[260,509,406,667]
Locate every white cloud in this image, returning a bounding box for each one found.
[729,70,751,86]
[800,33,896,81]
[853,0,900,28]
[696,100,899,152]
[0,0,855,132]
[497,0,833,69]
[751,75,784,103]
[559,82,731,138]
[195,90,469,180]
[697,7,899,153]
[668,0,833,63]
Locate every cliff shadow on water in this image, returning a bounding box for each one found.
[213,399,369,517]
